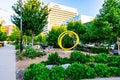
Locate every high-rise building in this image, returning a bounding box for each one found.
[42,2,78,34]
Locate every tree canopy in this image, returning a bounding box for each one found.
[84,18,113,44]
[11,0,48,45]
[67,21,86,42]
[98,0,120,42]
[9,26,20,42]
[47,25,67,48]
[0,26,7,41]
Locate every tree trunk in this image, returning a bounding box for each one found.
[32,30,34,46]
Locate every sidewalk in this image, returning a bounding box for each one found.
[0,44,16,80]
[83,77,120,80]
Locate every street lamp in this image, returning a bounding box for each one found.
[19,0,23,52]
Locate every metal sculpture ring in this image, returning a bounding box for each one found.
[58,31,79,50]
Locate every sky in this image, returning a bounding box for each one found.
[0,0,104,25]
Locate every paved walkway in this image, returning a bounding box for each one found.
[0,44,16,80]
[83,77,120,80]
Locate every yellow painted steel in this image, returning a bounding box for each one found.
[58,31,79,50]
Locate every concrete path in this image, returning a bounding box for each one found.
[0,44,16,80]
[83,77,120,80]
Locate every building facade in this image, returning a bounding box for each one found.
[42,2,78,34]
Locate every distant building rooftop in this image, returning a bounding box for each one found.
[80,15,94,23]
[63,14,95,24]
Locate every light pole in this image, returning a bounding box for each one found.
[20,0,23,52]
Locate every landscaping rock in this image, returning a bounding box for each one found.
[46,65,53,69]
[16,68,26,80]
[46,64,70,69]
[61,64,70,69]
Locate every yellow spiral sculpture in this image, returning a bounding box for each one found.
[58,31,79,50]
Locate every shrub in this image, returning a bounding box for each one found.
[60,57,70,64]
[90,47,108,54]
[15,44,20,49]
[47,25,67,48]
[94,63,110,77]
[24,63,50,80]
[86,62,96,68]
[89,56,95,62]
[107,56,120,63]
[34,33,47,44]
[24,45,37,58]
[36,50,46,56]
[47,52,61,65]
[14,43,24,49]
[50,65,66,80]
[76,45,108,54]
[109,67,120,76]
[66,63,84,80]
[94,53,108,63]
[62,34,75,48]
[70,51,88,63]
[83,65,96,78]
[76,44,85,51]
[16,51,24,60]
[17,53,24,60]
[107,62,120,67]
[86,54,91,58]
[23,45,45,59]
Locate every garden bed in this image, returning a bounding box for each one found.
[16,49,71,69]
[17,51,120,80]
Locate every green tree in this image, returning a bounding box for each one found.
[34,33,46,44]
[0,26,7,41]
[62,34,75,48]
[23,35,32,45]
[0,31,7,41]
[11,0,48,46]
[87,18,112,44]
[9,26,20,43]
[67,21,86,41]
[47,25,67,48]
[98,0,120,42]
[82,18,113,47]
